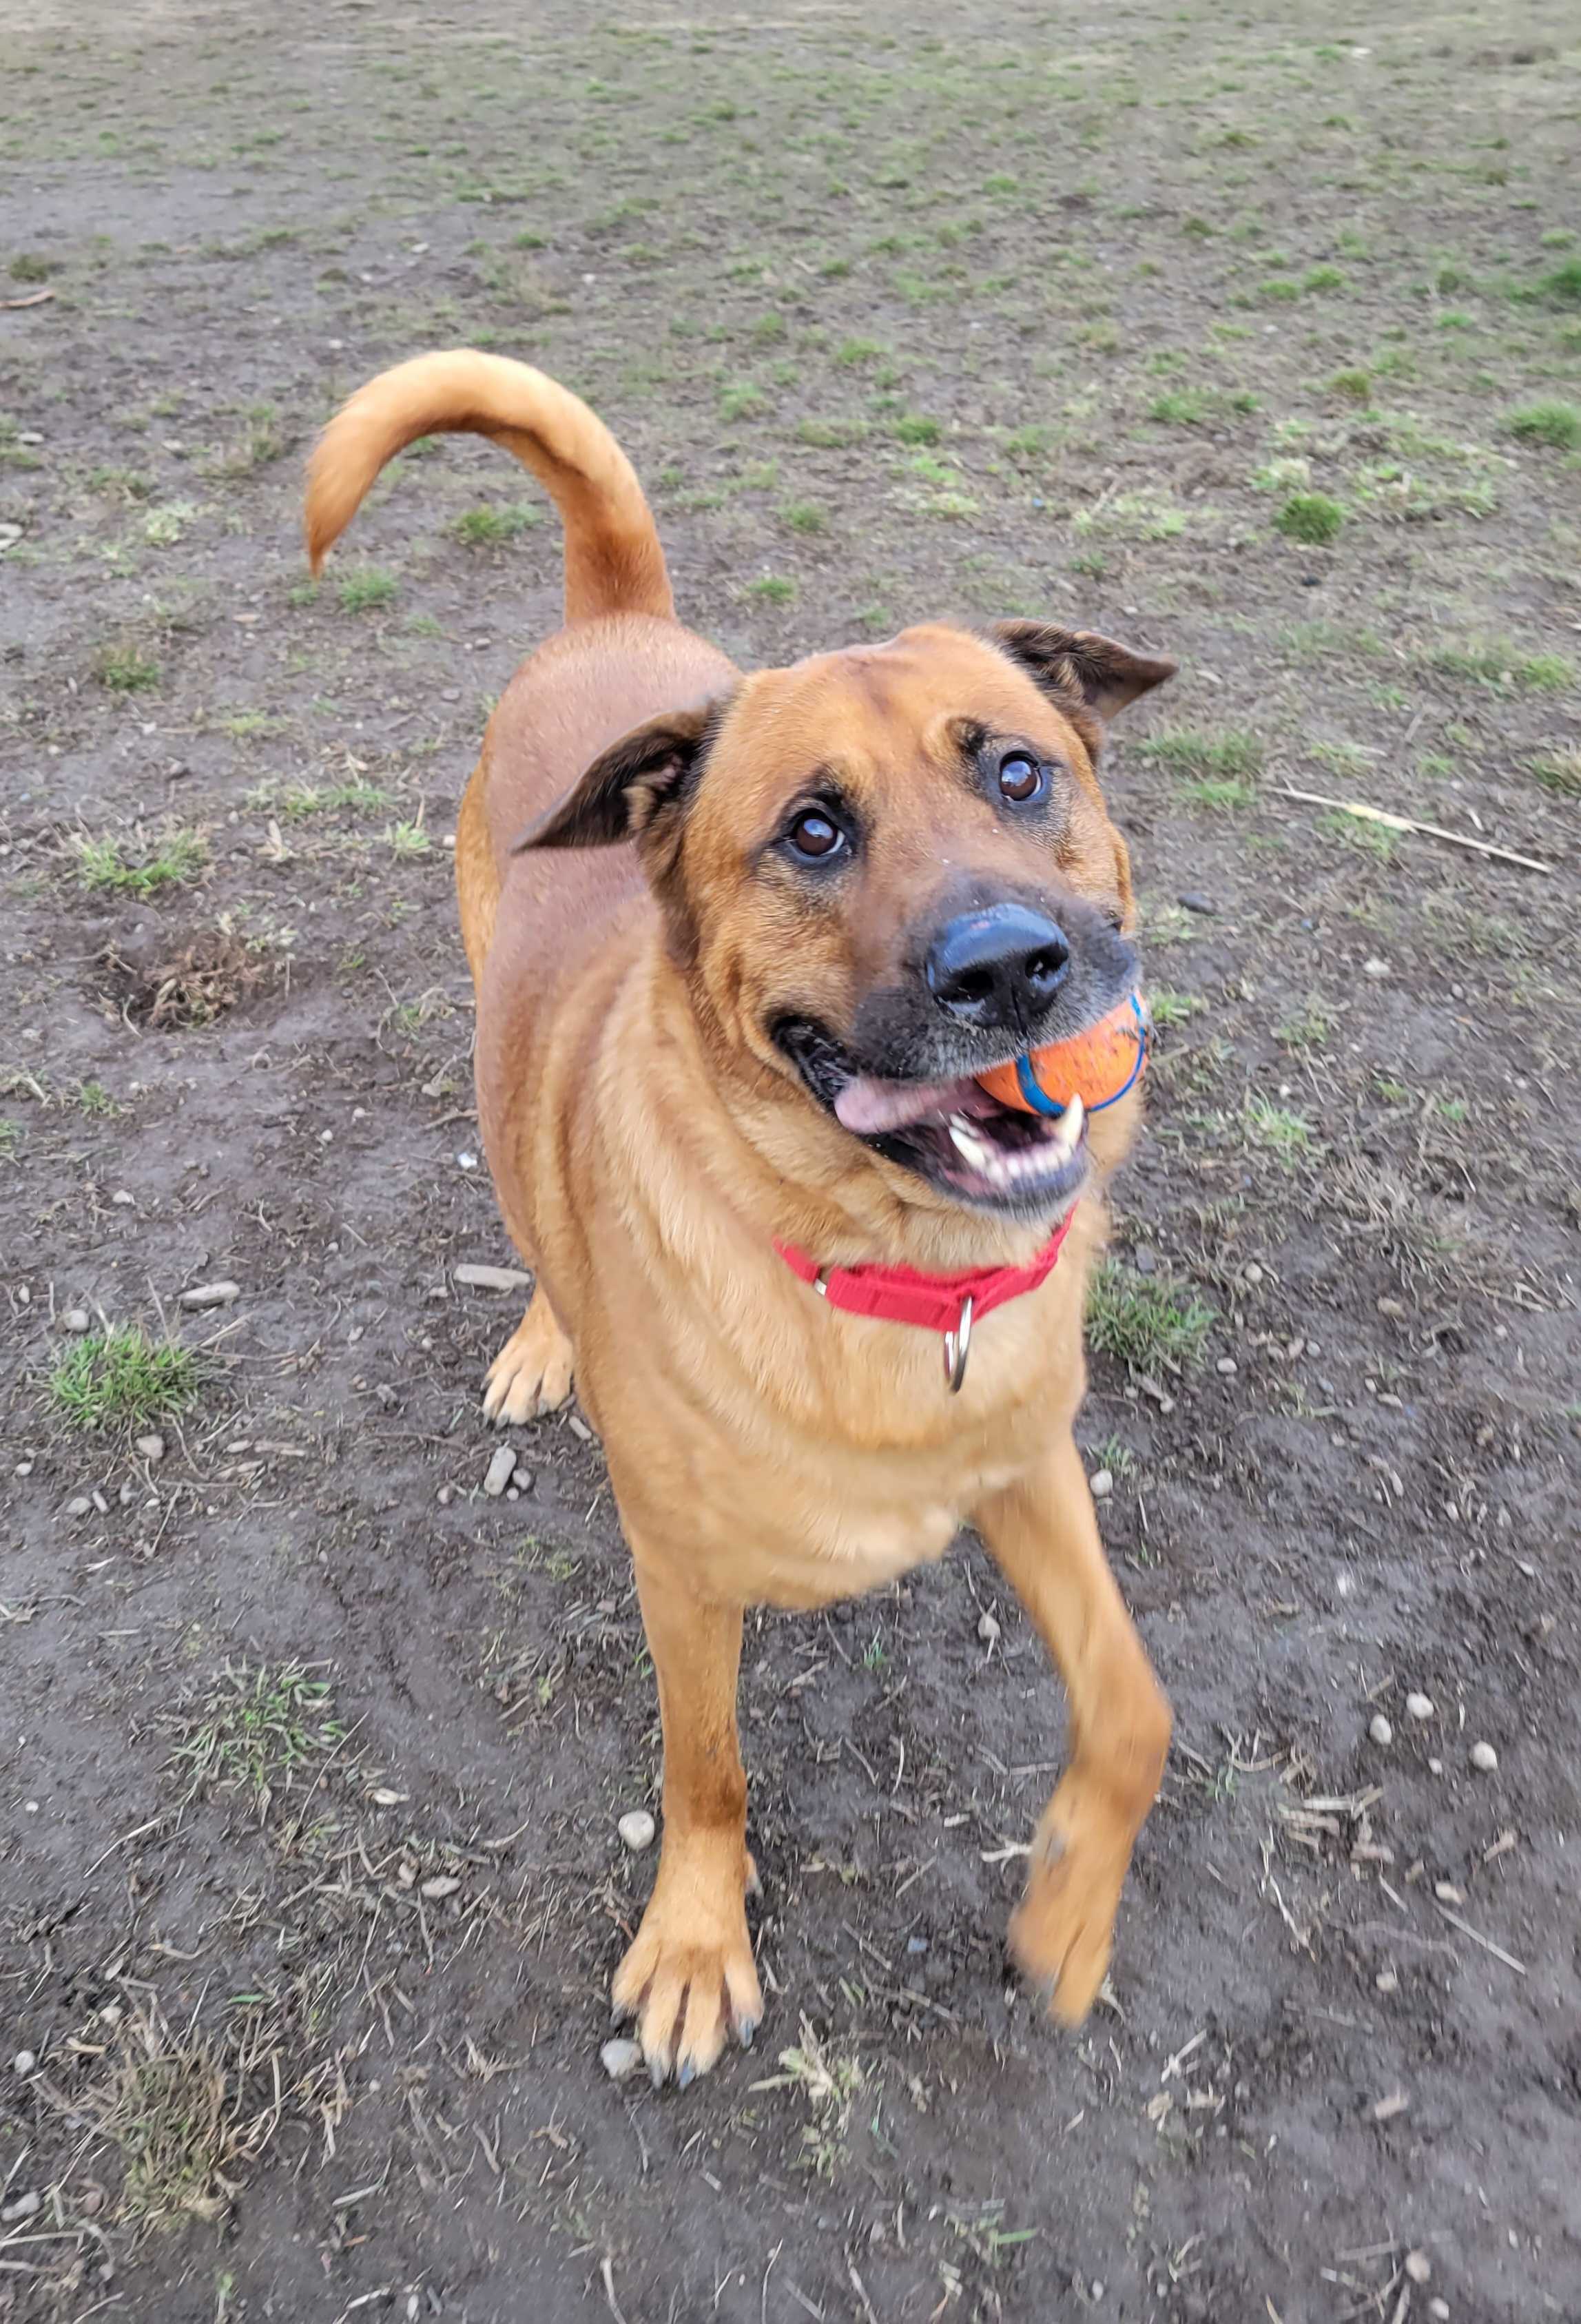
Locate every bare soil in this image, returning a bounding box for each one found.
[2,4,1578,2320]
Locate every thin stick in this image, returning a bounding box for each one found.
[1434,1902,1527,1974]
[1277,786,1551,874]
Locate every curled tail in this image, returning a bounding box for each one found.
[304,349,673,624]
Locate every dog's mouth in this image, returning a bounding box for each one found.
[775,1019,1089,1217]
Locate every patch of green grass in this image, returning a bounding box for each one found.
[1245,1093,1315,1167]
[336,566,397,613]
[1150,387,1208,425]
[0,1118,19,1161]
[10,252,52,282]
[72,825,206,893]
[1179,777,1256,810]
[1277,998,1336,1049]
[385,818,430,856]
[78,1079,120,1116]
[1318,807,1396,858]
[1504,400,1581,451]
[1425,639,1573,692]
[1328,367,1371,403]
[891,411,942,445]
[778,499,827,534]
[1529,746,1581,797]
[748,575,796,604]
[1139,727,1263,782]
[49,1327,199,1433]
[796,415,867,449]
[451,503,541,546]
[1086,1262,1215,1376]
[1274,491,1345,544]
[1524,257,1581,307]
[96,643,161,692]
[719,378,766,422]
[172,1660,344,1811]
[1147,987,1203,1029]
[143,502,198,546]
[834,338,886,367]
[1303,264,1344,293]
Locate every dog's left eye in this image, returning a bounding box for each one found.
[998,752,1046,805]
[786,810,848,863]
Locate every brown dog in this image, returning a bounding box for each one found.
[306,351,1176,2086]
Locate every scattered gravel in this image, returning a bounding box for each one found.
[1405,1691,1434,1722]
[482,1444,518,1498]
[601,2037,644,2081]
[1470,1740,1498,1772]
[63,1308,90,1333]
[1369,1714,1393,1748]
[65,1495,91,1517]
[12,2049,36,2075]
[1405,2250,1432,2285]
[618,1809,656,1853]
[135,1433,165,1463]
[1088,1468,1113,1500]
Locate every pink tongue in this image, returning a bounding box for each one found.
[834,1072,975,1135]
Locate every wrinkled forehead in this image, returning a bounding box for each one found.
[712,626,1093,811]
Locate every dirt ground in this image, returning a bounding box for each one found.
[3,2,1578,2318]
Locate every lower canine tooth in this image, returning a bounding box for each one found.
[949,1118,992,1166]
[1051,1093,1086,1154]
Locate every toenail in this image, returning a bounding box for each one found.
[738,2018,756,2048]
[677,2061,694,2089]
[648,2057,665,2089]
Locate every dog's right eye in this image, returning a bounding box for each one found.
[787,810,847,863]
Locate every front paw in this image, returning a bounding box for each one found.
[611,1841,763,2088]
[1007,1772,1139,2025]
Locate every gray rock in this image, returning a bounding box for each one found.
[179,1279,239,1309]
[601,2037,644,2082]
[135,1433,165,1463]
[617,1809,656,1853]
[482,1444,517,1498]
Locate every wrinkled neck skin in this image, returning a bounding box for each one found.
[605,929,1137,1278]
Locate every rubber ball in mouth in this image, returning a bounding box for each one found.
[975,994,1149,1118]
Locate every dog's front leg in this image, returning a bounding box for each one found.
[975,1431,1171,2022]
[611,1556,763,2086]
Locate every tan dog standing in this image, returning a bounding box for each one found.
[307,352,1177,2086]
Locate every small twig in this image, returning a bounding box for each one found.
[599,2256,630,2324]
[1434,1902,1527,1974]
[2,288,55,309]
[1277,785,1552,874]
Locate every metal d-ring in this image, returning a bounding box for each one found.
[943,1295,973,1392]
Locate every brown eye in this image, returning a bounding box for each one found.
[998,752,1045,804]
[787,810,846,863]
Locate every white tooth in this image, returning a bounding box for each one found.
[1050,1094,1085,1155]
[949,1119,991,1164]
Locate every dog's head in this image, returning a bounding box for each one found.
[518,621,1173,1224]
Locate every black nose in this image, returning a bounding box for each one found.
[924,905,1071,1032]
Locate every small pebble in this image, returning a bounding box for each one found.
[1434,1881,1463,1904]
[65,1494,91,1517]
[1215,1355,1237,1375]
[1,2191,41,2224]
[420,1875,461,1900]
[64,1308,90,1333]
[601,2037,644,2082]
[1470,1741,1498,1772]
[180,1279,239,1309]
[482,1444,517,1498]
[1374,1968,1398,1994]
[13,2049,37,2075]
[1088,1468,1113,1501]
[1429,2302,1449,2321]
[1405,2251,1432,2285]
[14,1459,33,1477]
[1369,1714,1393,1748]
[135,1433,165,1463]
[1405,1691,1434,1722]
[91,1488,109,1514]
[1362,956,1391,979]
[618,1809,656,1853]
[906,1934,929,1956]
[111,1189,135,1207]
[1242,1263,1263,1285]
[1177,890,1216,915]
[1427,1757,1443,1776]
[977,1608,1001,1645]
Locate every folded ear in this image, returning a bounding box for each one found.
[513,698,725,852]
[991,621,1177,721]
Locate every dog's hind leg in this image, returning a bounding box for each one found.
[610,1555,762,2087]
[975,1430,1171,2024]
[482,1284,575,1425]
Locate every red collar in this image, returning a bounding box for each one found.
[774,1209,1075,1339]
